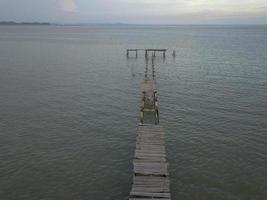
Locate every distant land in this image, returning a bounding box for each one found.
[0,21,138,27]
[0,21,126,26]
[0,21,51,25]
[1,21,266,27]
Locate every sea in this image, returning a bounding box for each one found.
[0,25,266,200]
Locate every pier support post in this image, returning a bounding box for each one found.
[172,50,176,57]
[145,61,148,78]
[140,111,144,125]
[155,109,159,125]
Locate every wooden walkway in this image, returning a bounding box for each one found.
[129,56,171,200]
[140,59,159,124]
[129,125,171,200]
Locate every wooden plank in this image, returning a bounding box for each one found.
[137,134,164,138]
[132,177,170,190]
[135,144,165,149]
[134,166,168,175]
[130,199,170,200]
[134,163,169,176]
[132,179,170,187]
[132,182,169,188]
[137,135,164,139]
[133,176,170,184]
[135,156,166,162]
[137,132,164,136]
[135,152,166,158]
[136,139,164,144]
[136,145,165,150]
[137,130,164,135]
[130,191,171,198]
[137,137,164,140]
[136,138,164,143]
[135,150,166,155]
[131,187,169,193]
[134,160,169,166]
[136,141,165,145]
[137,129,164,133]
[135,145,165,151]
[138,126,163,129]
[135,149,166,154]
[135,151,166,156]
[136,139,165,143]
[137,134,164,137]
[138,125,163,129]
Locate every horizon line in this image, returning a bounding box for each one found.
[1,21,267,26]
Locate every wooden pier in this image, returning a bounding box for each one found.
[129,56,171,200]
[127,49,167,58]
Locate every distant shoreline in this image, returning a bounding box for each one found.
[0,21,51,26]
[0,21,266,27]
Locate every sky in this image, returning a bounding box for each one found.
[0,0,267,24]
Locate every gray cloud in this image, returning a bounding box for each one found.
[0,0,267,24]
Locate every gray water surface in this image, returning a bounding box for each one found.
[0,25,266,200]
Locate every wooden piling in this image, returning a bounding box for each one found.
[172,50,176,57]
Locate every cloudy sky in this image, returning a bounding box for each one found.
[0,0,267,24]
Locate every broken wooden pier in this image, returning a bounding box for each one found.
[129,56,171,200]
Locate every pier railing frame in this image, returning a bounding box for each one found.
[127,49,167,58]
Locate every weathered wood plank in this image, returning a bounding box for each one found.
[133,175,170,182]
[136,141,165,146]
[132,176,170,191]
[136,140,165,145]
[135,150,166,154]
[136,136,164,140]
[138,127,164,130]
[136,145,165,149]
[130,191,171,198]
[137,128,163,133]
[135,156,166,162]
[136,144,165,149]
[136,136,164,141]
[131,187,169,193]
[130,199,170,200]
[137,134,163,137]
[135,152,166,157]
[138,127,164,131]
[134,167,169,176]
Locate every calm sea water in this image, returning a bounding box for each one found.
[0,25,266,200]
